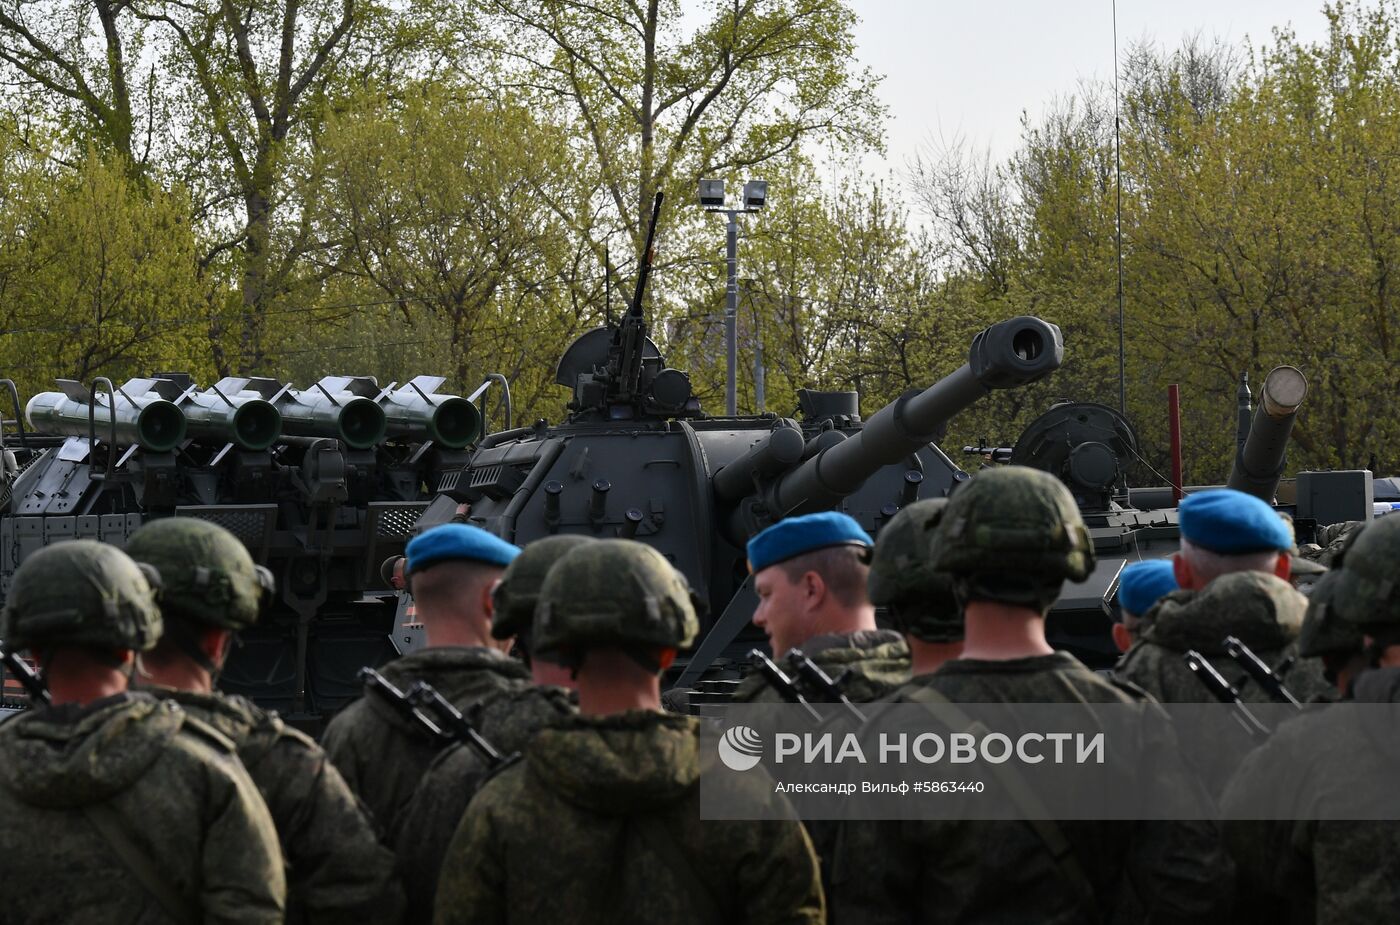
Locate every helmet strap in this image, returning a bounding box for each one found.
[164,620,222,679]
[620,645,663,674]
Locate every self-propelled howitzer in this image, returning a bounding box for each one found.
[423,314,1064,686]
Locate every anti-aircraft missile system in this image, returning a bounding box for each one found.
[0,371,485,724]
[415,193,1068,686]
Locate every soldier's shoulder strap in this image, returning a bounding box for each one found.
[82,802,198,924]
[899,686,1098,910]
[177,712,239,753]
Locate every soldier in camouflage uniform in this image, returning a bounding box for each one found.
[866,498,962,677]
[733,511,909,705]
[321,523,530,837]
[434,539,825,924]
[1222,513,1400,923]
[1115,490,1330,791]
[1297,570,1366,700]
[127,517,406,924]
[395,534,589,923]
[0,540,286,923]
[832,466,1233,924]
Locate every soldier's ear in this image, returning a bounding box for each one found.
[1172,553,1192,590]
[1273,553,1291,582]
[1111,622,1133,654]
[481,579,500,619]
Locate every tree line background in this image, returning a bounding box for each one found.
[0,0,1397,484]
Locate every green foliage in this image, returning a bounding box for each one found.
[0,148,209,399]
[3,0,1400,493]
[912,3,1400,481]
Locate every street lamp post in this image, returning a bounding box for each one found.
[699,178,767,416]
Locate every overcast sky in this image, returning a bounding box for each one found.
[848,0,1333,177]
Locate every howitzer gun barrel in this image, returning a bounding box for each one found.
[26,383,186,452]
[765,316,1064,515]
[1227,365,1307,502]
[279,377,387,450]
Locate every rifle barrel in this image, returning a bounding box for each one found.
[0,643,49,705]
[748,648,823,724]
[1183,650,1270,737]
[1223,636,1302,709]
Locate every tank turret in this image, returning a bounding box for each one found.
[1227,365,1308,502]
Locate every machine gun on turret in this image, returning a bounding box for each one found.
[561,193,699,422]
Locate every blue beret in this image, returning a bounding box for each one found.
[1117,560,1177,617]
[1179,489,1293,554]
[748,511,873,574]
[406,524,520,574]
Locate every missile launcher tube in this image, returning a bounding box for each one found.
[182,390,282,451]
[279,388,387,450]
[25,390,186,453]
[380,378,481,449]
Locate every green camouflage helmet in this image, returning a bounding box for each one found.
[932,466,1095,582]
[868,499,962,643]
[491,534,596,640]
[533,539,699,658]
[1298,570,1363,658]
[1,540,162,651]
[125,517,272,630]
[1333,515,1400,627]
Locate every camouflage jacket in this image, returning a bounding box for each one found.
[1222,667,1400,924]
[396,684,576,923]
[831,653,1234,925]
[320,645,530,837]
[732,629,911,705]
[1115,571,1331,792]
[147,687,405,924]
[434,710,825,925]
[0,692,285,924]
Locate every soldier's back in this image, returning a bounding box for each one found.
[1116,571,1330,792]
[434,710,823,925]
[151,687,405,924]
[320,645,530,835]
[833,653,1232,924]
[397,683,575,923]
[1223,666,1400,924]
[0,692,285,924]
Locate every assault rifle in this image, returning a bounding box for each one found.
[746,649,823,723]
[788,649,866,723]
[358,667,513,769]
[1223,636,1303,709]
[1183,650,1270,738]
[0,641,50,705]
